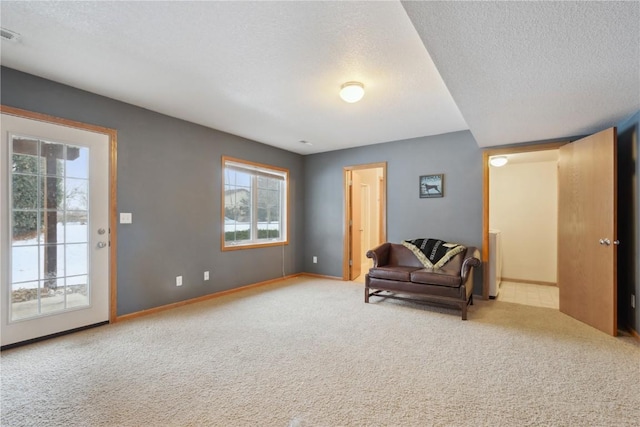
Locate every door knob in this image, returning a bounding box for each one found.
[613,240,620,245]
[98,228,106,235]
[97,241,107,249]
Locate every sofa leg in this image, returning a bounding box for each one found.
[461,303,468,320]
[364,287,369,303]
[470,294,474,305]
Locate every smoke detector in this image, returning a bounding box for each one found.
[1,28,21,42]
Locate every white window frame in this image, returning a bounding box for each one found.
[221,156,288,251]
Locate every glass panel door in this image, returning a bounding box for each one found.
[10,137,90,321]
[1,112,110,347]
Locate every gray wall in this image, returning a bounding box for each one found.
[303,131,484,290]
[1,67,305,316]
[4,66,637,331]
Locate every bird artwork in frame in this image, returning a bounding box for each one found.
[419,174,444,198]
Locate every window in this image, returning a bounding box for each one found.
[222,156,288,250]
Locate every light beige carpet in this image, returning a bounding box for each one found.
[1,276,639,426]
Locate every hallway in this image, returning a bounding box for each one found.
[497,281,559,309]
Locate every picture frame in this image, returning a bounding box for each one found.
[419,174,444,198]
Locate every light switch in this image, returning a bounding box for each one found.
[120,213,132,224]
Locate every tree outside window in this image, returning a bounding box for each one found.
[222,157,288,249]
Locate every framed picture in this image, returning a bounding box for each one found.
[419,174,444,198]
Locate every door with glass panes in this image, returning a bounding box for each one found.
[1,112,110,347]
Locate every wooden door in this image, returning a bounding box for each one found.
[378,177,385,246]
[350,171,362,280]
[558,127,617,336]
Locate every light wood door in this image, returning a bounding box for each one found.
[558,127,617,336]
[350,172,362,280]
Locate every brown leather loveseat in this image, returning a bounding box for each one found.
[365,242,481,320]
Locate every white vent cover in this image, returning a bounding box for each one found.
[0,28,21,42]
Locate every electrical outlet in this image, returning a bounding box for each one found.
[204,271,210,281]
[632,294,636,309]
[313,256,318,264]
[176,276,183,287]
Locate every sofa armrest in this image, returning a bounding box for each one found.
[461,247,481,283]
[366,242,391,267]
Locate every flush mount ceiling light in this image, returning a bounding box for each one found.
[339,82,365,103]
[489,156,508,167]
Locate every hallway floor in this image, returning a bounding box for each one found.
[351,262,371,284]
[496,281,559,309]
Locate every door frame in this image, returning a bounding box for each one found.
[343,162,387,281]
[1,105,118,323]
[482,141,568,299]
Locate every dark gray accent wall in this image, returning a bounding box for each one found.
[303,131,484,291]
[617,110,640,333]
[1,67,305,316]
[5,65,635,329]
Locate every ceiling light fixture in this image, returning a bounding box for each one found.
[489,156,508,167]
[339,82,365,103]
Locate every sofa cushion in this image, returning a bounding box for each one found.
[410,269,462,288]
[368,266,422,282]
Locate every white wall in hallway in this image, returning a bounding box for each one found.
[490,159,558,284]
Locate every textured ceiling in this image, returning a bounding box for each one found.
[403,1,640,147]
[1,1,638,154]
[0,1,466,154]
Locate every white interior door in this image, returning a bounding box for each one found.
[1,113,110,347]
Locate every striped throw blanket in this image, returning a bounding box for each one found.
[402,238,466,269]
